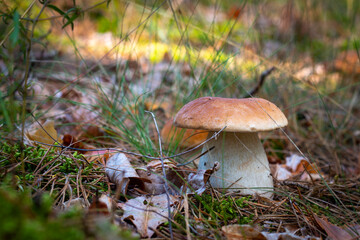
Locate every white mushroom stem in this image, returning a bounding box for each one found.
[199,131,273,197]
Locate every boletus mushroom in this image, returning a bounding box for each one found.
[174,97,288,197]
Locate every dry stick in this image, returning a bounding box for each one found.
[242,67,276,98]
[145,110,173,240]
[176,146,215,167]
[21,1,50,171]
[184,195,192,240]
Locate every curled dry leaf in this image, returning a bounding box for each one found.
[222,224,320,240]
[145,100,172,118]
[222,224,266,240]
[136,159,186,195]
[105,153,144,194]
[62,198,86,211]
[314,215,360,240]
[121,194,178,238]
[62,134,85,152]
[88,194,114,216]
[25,120,62,147]
[187,161,220,195]
[334,50,360,75]
[85,149,117,165]
[273,154,321,181]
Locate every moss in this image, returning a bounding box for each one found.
[194,194,253,226]
[0,141,106,197]
[0,183,85,240]
[0,182,138,240]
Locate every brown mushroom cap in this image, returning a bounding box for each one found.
[174,97,288,132]
[161,118,208,148]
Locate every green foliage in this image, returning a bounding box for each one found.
[46,4,83,30]
[0,182,138,240]
[0,183,85,240]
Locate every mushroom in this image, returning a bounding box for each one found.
[161,118,208,162]
[174,97,288,197]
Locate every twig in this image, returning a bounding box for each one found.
[243,67,275,98]
[184,194,191,240]
[21,1,50,168]
[176,146,215,167]
[146,110,173,240]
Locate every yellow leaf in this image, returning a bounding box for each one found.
[26,120,61,146]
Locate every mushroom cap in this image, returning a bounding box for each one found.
[161,118,208,148]
[174,97,288,132]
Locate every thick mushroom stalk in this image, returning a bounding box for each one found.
[199,131,273,197]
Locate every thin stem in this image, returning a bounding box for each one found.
[145,110,173,240]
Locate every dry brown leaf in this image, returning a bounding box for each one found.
[136,159,186,195]
[222,224,320,240]
[272,154,322,181]
[145,100,172,118]
[121,194,178,238]
[25,120,62,146]
[262,232,320,240]
[187,162,219,195]
[334,50,360,75]
[62,134,85,152]
[314,215,360,240]
[62,198,86,211]
[105,153,143,194]
[222,224,266,240]
[85,149,117,164]
[88,194,113,216]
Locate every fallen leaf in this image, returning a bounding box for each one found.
[222,224,320,240]
[121,194,178,238]
[105,153,144,194]
[25,120,62,146]
[145,100,172,118]
[62,198,86,211]
[222,224,266,240]
[136,159,186,195]
[187,162,220,195]
[89,194,113,216]
[273,164,293,181]
[294,64,326,83]
[334,50,360,75]
[286,154,321,181]
[62,134,85,153]
[262,232,320,240]
[85,149,117,164]
[272,154,322,181]
[314,215,360,240]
